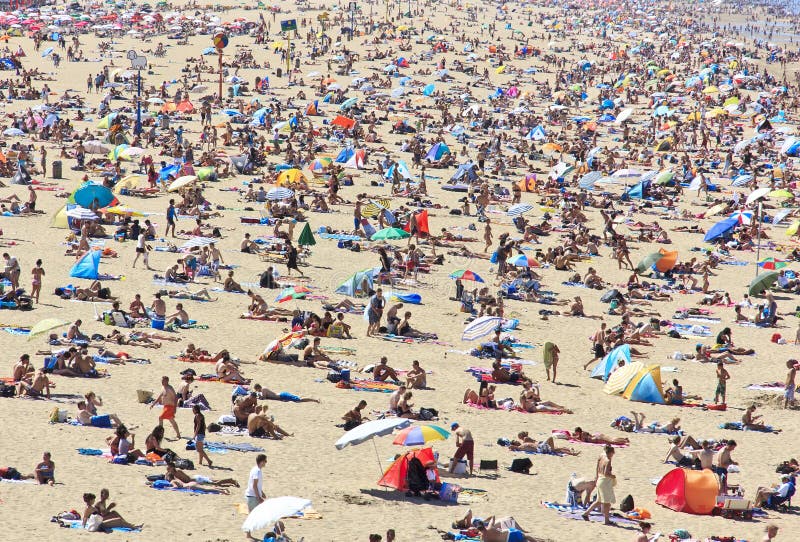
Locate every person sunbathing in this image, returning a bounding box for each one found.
[572,427,629,446]
[510,433,580,456]
[165,462,239,488]
[463,382,496,408]
[215,355,249,384]
[11,354,33,383]
[491,360,524,383]
[165,303,190,327]
[519,380,571,413]
[252,383,319,403]
[664,435,703,467]
[16,368,51,399]
[233,394,258,426]
[342,400,369,430]
[76,400,123,428]
[247,405,292,439]
[452,511,527,533]
[474,520,538,542]
[755,475,796,509]
[629,411,681,434]
[167,288,216,302]
[373,356,400,382]
[176,373,211,410]
[82,492,141,532]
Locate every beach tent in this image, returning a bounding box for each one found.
[305,101,319,116]
[655,468,720,515]
[51,204,68,229]
[604,361,645,395]
[378,447,437,491]
[70,250,101,280]
[451,162,479,183]
[335,147,354,164]
[656,249,678,272]
[344,149,366,169]
[591,344,631,381]
[385,161,413,180]
[335,268,377,297]
[403,210,429,236]
[622,365,665,404]
[526,125,547,141]
[425,142,450,161]
[331,115,355,130]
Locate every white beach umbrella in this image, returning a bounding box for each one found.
[242,497,311,533]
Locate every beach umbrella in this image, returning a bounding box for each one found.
[746,187,770,205]
[703,217,738,242]
[361,199,391,218]
[578,171,602,189]
[335,417,411,450]
[787,221,800,237]
[749,271,779,296]
[541,142,563,155]
[112,174,144,194]
[241,496,312,533]
[769,189,794,199]
[2,128,23,136]
[167,175,197,192]
[615,108,633,124]
[462,316,504,341]
[506,203,534,217]
[371,227,410,241]
[83,140,110,154]
[276,169,307,186]
[339,97,358,110]
[449,269,484,282]
[266,187,294,200]
[275,285,312,303]
[704,203,727,218]
[65,206,99,220]
[105,205,144,217]
[758,257,788,271]
[508,254,540,268]
[655,171,674,185]
[28,318,68,341]
[73,184,114,208]
[297,223,316,246]
[732,174,753,186]
[95,112,117,129]
[41,46,53,57]
[729,210,753,224]
[392,425,449,446]
[635,252,664,274]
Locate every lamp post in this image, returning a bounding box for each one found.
[126,50,147,136]
[212,33,229,101]
[349,1,357,41]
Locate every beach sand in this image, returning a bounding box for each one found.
[0,1,799,541]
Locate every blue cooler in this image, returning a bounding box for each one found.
[340,369,350,382]
[151,317,165,330]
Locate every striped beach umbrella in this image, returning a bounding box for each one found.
[506,203,534,217]
[758,257,788,271]
[462,316,504,341]
[449,269,484,282]
[728,210,753,224]
[267,187,294,200]
[508,254,540,267]
[392,425,450,446]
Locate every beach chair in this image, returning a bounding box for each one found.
[479,459,498,477]
[719,498,754,520]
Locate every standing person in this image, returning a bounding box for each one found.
[353,199,362,233]
[165,199,177,238]
[582,445,616,525]
[245,454,267,511]
[585,322,607,369]
[30,259,44,304]
[192,405,212,468]
[714,361,730,404]
[366,288,385,337]
[209,242,223,282]
[714,440,738,494]
[542,341,560,383]
[448,423,474,476]
[785,360,796,409]
[3,252,20,290]
[285,241,304,277]
[132,231,153,270]
[40,145,47,176]
[483,220,493,253]
[149,376,181,439]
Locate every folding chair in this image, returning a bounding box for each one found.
[479,459,499,477]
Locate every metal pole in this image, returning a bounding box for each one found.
[286,35,291,78]
[755,201,763,277]
[217,49,223,101]
[135,70,142,135]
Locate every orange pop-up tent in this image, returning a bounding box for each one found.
[377,447,438,491]
[655,468,719,515]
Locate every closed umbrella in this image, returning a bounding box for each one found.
[392,424,449,446]
[297,223,316,246]
[371,227,410,241]
[748,271,779,296]
[506,203,534,216]
[28,318,69,341]
[462,316,504,341]
[241,496,312,533]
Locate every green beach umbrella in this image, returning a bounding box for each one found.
[635,252,664,275]
[748,271,779,296]
[371,227,410,241]
[297,223,316,246]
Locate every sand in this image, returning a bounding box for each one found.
[0,1,799,541]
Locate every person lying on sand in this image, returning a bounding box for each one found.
[252,383,319,403]
[167,288,217,302]
[473,520,540,542]
[519,380,572,413]
[509,433,580,456]
[452,510,527,533]
[165,461,239,488]
[572,427,629,446]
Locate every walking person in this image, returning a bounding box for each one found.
[132,231,153,270]
[366,288,385,337]
[192,405,212,468]
[285,241,304,277]
[582,445,616,525]
[165,199,177,238]
[245,454,267,511]
[149,376,181,439]
[30,259,44,304]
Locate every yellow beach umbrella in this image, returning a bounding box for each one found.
[723,96,740,108]
[106,205,145,217]
[685,111,701,122]
[707,108,727,118]
[705,202,727,218]
[168,175,198,192]
[702,86,719,94]
[787,220,800,237]
[769,189,793,199]
[28,318,69,341]
[113,175,144,194]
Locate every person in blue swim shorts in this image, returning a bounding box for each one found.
[252,383,320,403]
[473,520,538,542]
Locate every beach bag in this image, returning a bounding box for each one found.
[772,333,782,343]
[510,458,532,474]
[174,458,194,470]
[136,390,153,404]
[152,479,172,489]
[419,407,438,421]
[146,474,166,482]
[0,383,15,398]
[620,494,634,513]
[208,423,221,433]
[86,513,103,532]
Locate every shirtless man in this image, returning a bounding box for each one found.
[388,384,407,413]
[405,360,427,389]
[582,445,616,525]
[17,368,51,399]
[247,405,291,439]
[149,376,181,439]
[572,427,629,446]
[71,348,97,376]
[302,337,332,367]
[165,462,238,488]
[128,294,147,319]
[240,232,262,254]
[714,440,738,493]
[165,303,189,327]
[234,394,258,426]
[449,423,474,475]
[66,319,89,342]
[785,359,796,409]
[373,356,400,382]
[247,290,269,316]
[252,383,319,403]
[209,242,223,282]
[215,355,249,384]
[473,520,538,542]
[12,354,33,383]
[519,380,571,413]
[151,293,166,320]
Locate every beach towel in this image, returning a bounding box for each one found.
[342,379,399,393]
[1,326,29,335]
[56,519,141,532]
[466,401,565,415]
[670,323,712,337]
[746,383,795,393]
[204,441,265,453]
[720,421,778,433]
[149,483,222,495]
[551,430,629,447]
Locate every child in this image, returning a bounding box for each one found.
[192,405,212,468]
[635,521,651,542]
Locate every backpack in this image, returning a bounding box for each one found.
[0,384,15,398]
[174,458,194,470]
[509,457,532,474]
[619,494,634,513]
[418,407,438,421]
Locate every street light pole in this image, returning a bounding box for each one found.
[135,69,142,135]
